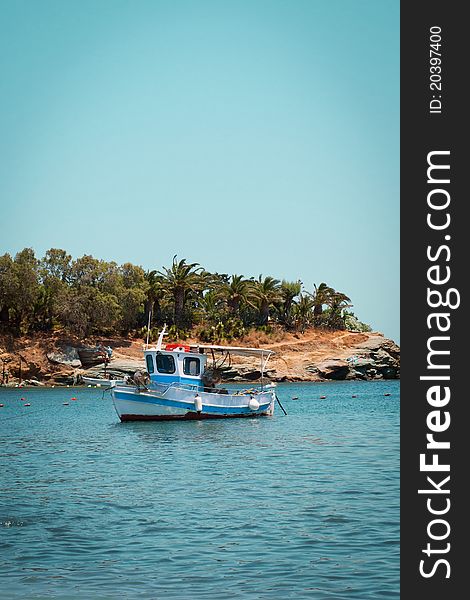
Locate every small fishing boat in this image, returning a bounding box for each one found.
[111,328,277,421]
[82,376,126,388]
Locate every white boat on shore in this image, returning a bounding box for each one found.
[82,376,126,388]
[111,328,278,422]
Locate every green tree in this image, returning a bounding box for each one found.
[1,249,41,332]
[69,255,102,288]
[253,275,281,325]
[42,248,72,282]
[293,293,314,333]
[116,263,148,331]
[199,289,225,324]
[37,248,72,330]
[278,280,302,328]
[144,270,165,325]
[120,263,147,290]
[325,291,352,330]
[311,282,334,321]
[57,286,121,337]
[157,256,205,328]
[344,310,372,333]
[117,287,147,332]
[0,253,14,326]
[216,274,256,317]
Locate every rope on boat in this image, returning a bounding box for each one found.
[275,393,287,415]
[102,387,113,400]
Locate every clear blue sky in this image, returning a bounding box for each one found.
[0,0,399,341]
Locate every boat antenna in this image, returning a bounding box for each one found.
[145,310,152,349]
[261,350,264,390]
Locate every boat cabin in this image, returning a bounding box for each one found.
[144,345,207,387]
[143,327,275,390]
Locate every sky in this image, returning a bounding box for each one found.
[0,0,399,341]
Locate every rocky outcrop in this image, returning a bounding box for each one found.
[223,333,400,382]
[345,335,400,380]
[80,356,144,381]
[309,337,400,382]
[47,346,82,368]
[184,332,400,383]
[313,359,352,380]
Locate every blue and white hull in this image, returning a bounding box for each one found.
[112,384,275,421]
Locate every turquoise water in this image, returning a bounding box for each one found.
[0,381,399,599]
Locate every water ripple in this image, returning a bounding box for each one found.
[0,380,399,598]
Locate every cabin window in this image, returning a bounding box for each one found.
[183,357,200,376]
[146,354,154,374]
[156,354,176,374]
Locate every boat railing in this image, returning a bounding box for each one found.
[114,378,275,397]
[150,380,274,397]
[212,385,275,396]
[159,382,200,396]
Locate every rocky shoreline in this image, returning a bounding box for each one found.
[0,330,399,387]
[226,332,399,383]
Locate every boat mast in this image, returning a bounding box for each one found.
[261,351,264,389]
[145,310,152,349]
[260,351,272,390]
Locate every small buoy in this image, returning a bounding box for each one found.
[63,402,69,406]
[194,394,202,413]
[24,403,31,407]
[71,397,77,401]
[248,396,260,411]
[384,393,391,397]
[320,395,326,399]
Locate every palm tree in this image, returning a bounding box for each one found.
[216,274,255,317]
[326,291,352,329]
[293,293,314,333]
[157,256,204,328]
[278,280,302,327]
[328,291,352,311]
[311,282,334,319]
[253,275,281,325]
[144,270,165,325]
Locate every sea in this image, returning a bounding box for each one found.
[0,380,399,599]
